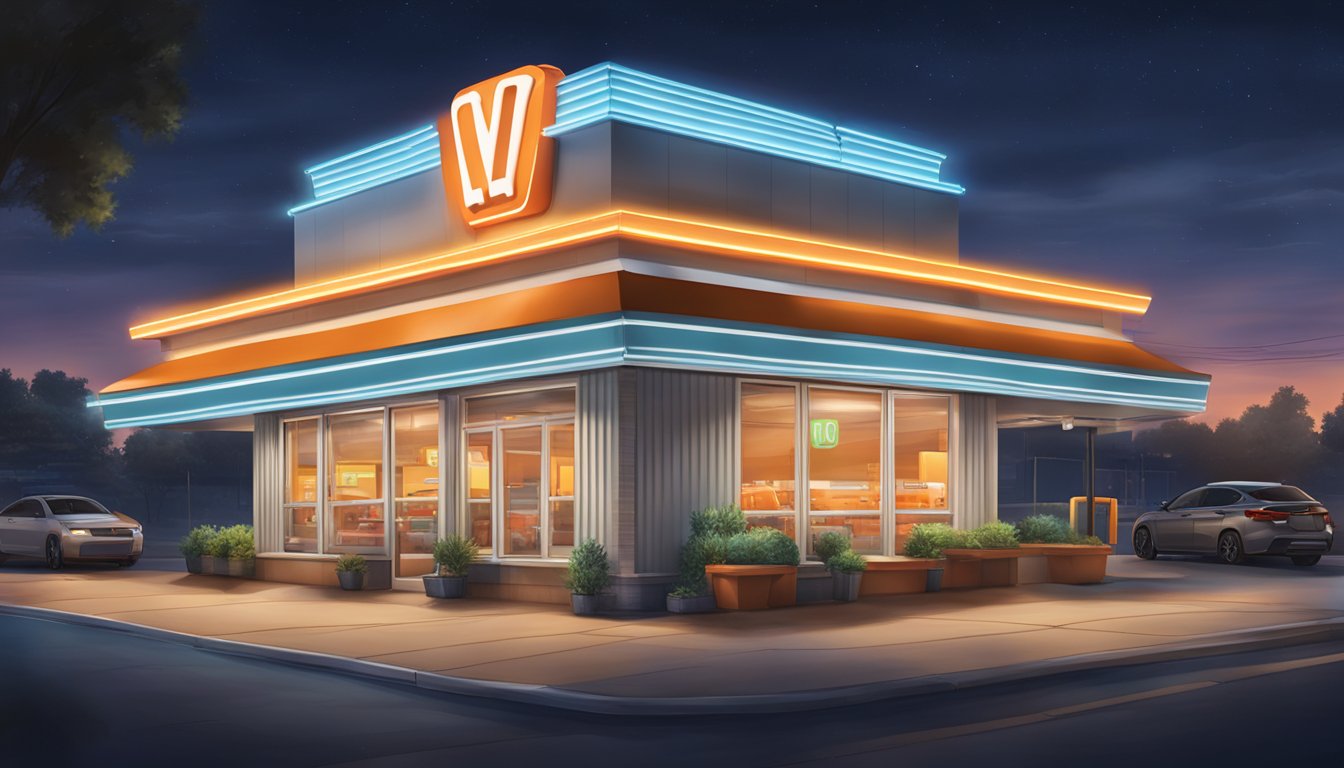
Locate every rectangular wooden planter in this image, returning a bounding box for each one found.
[859,557,947,596]
[941,548,1024,589]
[704,565,798,610]
[1018,544,1112,584]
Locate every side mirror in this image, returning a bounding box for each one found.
[1159,500,1170,511]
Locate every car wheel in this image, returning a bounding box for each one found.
[1133,526,1158,560]
[1217,530,1244,564]
[45,536,64,570]
[1291,555,1321,566]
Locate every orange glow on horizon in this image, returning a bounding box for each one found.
[128,210,1153,340]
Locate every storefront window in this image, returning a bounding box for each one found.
[464,386,576,559]
[283,419,319,553]
[892,395,951,553]
[739,382,797,538]
[326,411,385,554]
[393,404,439,577]
[808,388,882,555]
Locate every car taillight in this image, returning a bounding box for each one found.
[1245,509,1290,522]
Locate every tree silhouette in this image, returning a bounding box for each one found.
[0,0,199,236]
[1322,396,1344,455]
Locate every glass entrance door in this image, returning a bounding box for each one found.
[392,404,439,578]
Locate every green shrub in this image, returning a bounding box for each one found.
[813,530,852,563]
[212,524,255,560]
[966,521,1020,549]
[432,534,479,577]
[566,538,611,596]
[1079,534,1106,546]
[725,526,800,566]
[1015,514,1074,544]
[826,550,867,573]
[903,523,967,559]
[689,504,748,538]
[336,553,367,574]
[179,525,217,557]
[674,531,729,596]
[668,584,703,599]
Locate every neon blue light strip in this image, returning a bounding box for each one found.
[288,63,965,215]
[93,314,1207,428]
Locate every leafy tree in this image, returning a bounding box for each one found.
[1322,395,1344,454]
[0,0,198,236]
[0,368,111,469]
[1212,386,1319,484]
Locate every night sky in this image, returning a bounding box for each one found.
[2,1,1341,425]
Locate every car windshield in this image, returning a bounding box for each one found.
[45,498,106,516]
[1248,486,1315,503]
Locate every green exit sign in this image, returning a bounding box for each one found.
[810,418,839,449]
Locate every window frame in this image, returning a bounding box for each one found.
[736,377,957,559]
[460,383,578,562]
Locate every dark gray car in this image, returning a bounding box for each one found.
[1133,482,1332,566]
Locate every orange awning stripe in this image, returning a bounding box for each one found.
[106,273,1187,394]
[128,210,1152,340]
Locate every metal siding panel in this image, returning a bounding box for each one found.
[252,413,282,553]
[915,189,960,261]
[809,166,849,243]
[883,183,916,255]
[667,135,727,221]
[577,370,618,546]
[611,124,670,213]
[634,368,734,574]
[953,394,997,530]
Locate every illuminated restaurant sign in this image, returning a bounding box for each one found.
[438,64,563,229]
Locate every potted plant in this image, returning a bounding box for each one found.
[179,524,216,574]
[336,553,367,590]
[901,523,964,592]
[704,526,801,610]
[567,538,610,616]
[424,534,478,598]
[827,550,867,601]
[936,522,1023,589]
[666,505,742,613]
[1015,514,1112,584]
[813,530,858,600]
[216,524,256,578]
[204,524,234,575]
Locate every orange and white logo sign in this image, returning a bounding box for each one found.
[438,65,563,229]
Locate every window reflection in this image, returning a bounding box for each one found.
[808,388,882,555]
[739,383,797,538]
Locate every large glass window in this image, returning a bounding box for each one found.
[739,382,797,538]
[283,419,319,553]
[464,386,576,559]
[891,395,952,552]
[326,411,385,554]
[808,388,883,555]
[393,405,439,577]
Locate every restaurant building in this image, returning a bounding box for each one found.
[92,63,1210,607]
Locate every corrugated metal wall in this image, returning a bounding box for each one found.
[252,413,282,552]
[576,370,619,548]
[953,394,998,529]
[634,368,736,574]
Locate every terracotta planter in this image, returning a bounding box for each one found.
[858,557,946,596]
[941,548,1024,589]
[666,594,717,613]
[184,554,202,574]
[423,575,467,598]
[1018,544,1112,584]
[704,565,798,610]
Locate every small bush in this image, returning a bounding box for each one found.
[1079,534,1106,546]
[966,521,1020,549]
[1015,515,1074,544]
[566,538,611,596]
[432,534,479,577]
[689,504,748,539]
[336,553,367,574]
[725,526,800,566]
[668,584,703,599]
[214,524,255,560]
[179,525,217,557]
[827,550,867,573]
[903,523,967,559]
[813,530,852,563]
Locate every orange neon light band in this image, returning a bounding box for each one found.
[128,211,1151,339]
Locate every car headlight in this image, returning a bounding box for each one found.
[66,528,91,536]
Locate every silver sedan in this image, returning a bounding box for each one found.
[0,495,144,569]
[1133,482,1333,566]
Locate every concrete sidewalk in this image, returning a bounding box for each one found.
[3,556,1343,713]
